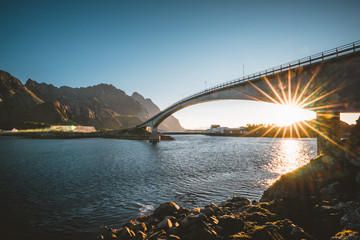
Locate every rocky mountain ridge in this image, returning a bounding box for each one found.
[0,70,184,131]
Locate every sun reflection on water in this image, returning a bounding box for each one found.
[262,139,312,187]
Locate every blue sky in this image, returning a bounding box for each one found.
[1,0,360,128]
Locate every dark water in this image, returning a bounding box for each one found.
[0,135,316,239]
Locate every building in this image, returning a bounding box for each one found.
[206,125,230,134]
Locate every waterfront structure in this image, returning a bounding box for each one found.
[138,41,360,154]
[49,125,96,133]
[206,126,230,134]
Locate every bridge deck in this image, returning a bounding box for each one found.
[138,40,360,129]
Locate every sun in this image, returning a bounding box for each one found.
[275,104,313,126]
[242,65,348,145]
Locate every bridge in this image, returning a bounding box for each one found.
[137,41,360,154]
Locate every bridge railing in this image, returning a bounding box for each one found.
[141,40,360,126]
[170,40,360,108]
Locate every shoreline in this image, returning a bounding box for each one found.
[98,117,360,240]
[0,130,175,141]
[99,153,360,240]
[0,131,318,140]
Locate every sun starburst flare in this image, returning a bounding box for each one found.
[245,65,349,158]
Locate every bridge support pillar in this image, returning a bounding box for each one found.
[316,111,340,155]
[149,127,160,143]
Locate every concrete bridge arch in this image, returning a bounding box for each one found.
[137,41,360,153]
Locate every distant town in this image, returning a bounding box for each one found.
[0,120,354,140]
[165,121,354,138]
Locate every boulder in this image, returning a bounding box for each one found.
[340,207,360,231]
[228,232,252,239]
[331,230,360,240]
[153,202,180,219]
[250,225,283,240]
[168,235,181,240]
[180,214,200,228]
[218,215,245,236]
[192,207,201,213]
[208,215,219,225]
[125,220,147,232]
[134,231,147,240]
[188,222,217,240]
[244,211,276,224]
[200,207,214,216]
[120,227,135,240]
[210,202,222,213]
[147,230,166,240]
[167,226,180,236]
[156,218,173,229]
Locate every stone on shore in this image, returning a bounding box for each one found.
[153,202,180,218]
[99,195,314,240]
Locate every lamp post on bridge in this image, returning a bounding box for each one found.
[243,65,245,78]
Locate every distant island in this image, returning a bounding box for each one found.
[0,70,184,131]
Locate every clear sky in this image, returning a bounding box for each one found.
[1,0,360,129]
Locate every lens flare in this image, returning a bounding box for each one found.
[247,65,346,157]
[275,104,309,126]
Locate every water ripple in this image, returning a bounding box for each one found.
[0,136,316,239]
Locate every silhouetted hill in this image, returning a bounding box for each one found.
[0,70,70,128]
[0,70,184,130]
[131,92,184,131]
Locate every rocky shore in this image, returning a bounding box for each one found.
[0,128,174,141]
[98,119,360,240]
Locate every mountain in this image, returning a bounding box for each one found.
[131,92,183,131]
[0,70,184,131]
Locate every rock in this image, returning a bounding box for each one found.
[188,221,217,240]
[320,182,341,196]
[168,226,180,236]
[260,155,352,202]
[346,116,360,167]
[200,207,214,216]
[334,201,360,213]
[156,218,173,229]
[120,227,135,240]
[340,207,360,231]
[218,215,245,236]
[126,220,147,232]
[164,215,177,222]
[242,204,273,215]
[231,196,251,207]
[153,202,180,219]
[178,207,191,215]
[168,235,181,240]
[244,211,276,224]
[97,234,105,240]
[192,207,201,213]
[208,216,219,225]
[210,202,217,208]
[228,232,252,239]
[331,230,360,240]
[136,214,153,222]
[215,225,223,233]
[219,200,233,208]
[266,219,315,239]
[231,196,249,202]
[134,231,147,240]
[250,225,283,240]
[180,214,200,228]
[259,201,278,213]
[210,202,222,213]
[197,213,207,222]
[147,230,166,240]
